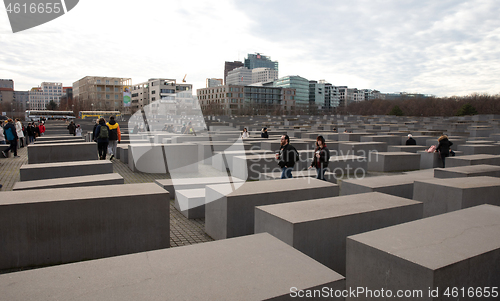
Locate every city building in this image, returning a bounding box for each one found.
[28,82,64,110]
[72,76,132,113]
[274,75,309,106]
[130,78,193,114]
[0,79,14,89]
[206,78,223,88]
[244,53,278,72]
[226,67,252,86]
[58,87,73,111]
[197,84,295,115]
[323,82,340,109]
[252,68,279,84]
[224,61,244,85]
[309,80,325,109]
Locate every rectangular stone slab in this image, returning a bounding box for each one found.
[434,164,500,178]
[205,178,339,240]
[368,152,420,172]
[20,160,113,181]
[346,205,500,298]
[0,233,345,301]
[255,192,422,276]
[27,142,98,164]
[413,176,500,217]
[13,173,124,190]
[0,183,169,271]
[446,154,500,168]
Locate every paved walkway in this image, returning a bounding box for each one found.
[0,141,214,248]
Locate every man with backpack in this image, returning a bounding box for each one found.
[106,116,121,160]
[1,119,19,158]
[276,134,299,179]
[94,117,110,160]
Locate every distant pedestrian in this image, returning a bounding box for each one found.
[0,124,5,144]
[406,134,417,145]
[133,124,139,134]
[67,120,76,136]
[33,123,40,140]
[15,119,25,147]
[180,124,186,134]
[184,122,196,135]
[436,135,453,168]
[2,119,19,158]
[39,122,45,136]
[26,122,35,144]
[106,116,121,160]
[75,124,82,137]
[92,119,99,141]
[261,127,269,138]
[241,127,249,138]
[94,117,110,160]
[308,135,330,181]
[276,135,299,179]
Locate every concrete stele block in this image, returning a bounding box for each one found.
[434,164,500,178]
[413,176,500,217]
[205,178,339,240]
[0,233,345,300]
[19,160,113,181]
[12,173,124,190]
[0,183,169,271]
[346,205,500,300]
[255,192,423,276]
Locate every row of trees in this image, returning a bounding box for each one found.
[344,93,500,117]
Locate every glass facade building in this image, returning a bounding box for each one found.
[273,76,309,106]
[244,53,278,72]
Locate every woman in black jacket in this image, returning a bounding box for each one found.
[436,135,453,168]
[308,135,330,180]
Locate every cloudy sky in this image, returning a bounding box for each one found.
[1,0,499,97]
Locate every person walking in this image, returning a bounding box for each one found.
[67,120,76,136]
[276,135,299,179]
[406,134,417,145]
[106,116,121,160]
[308,135,330,180]
[94,118,110,160]
[26,122,35,144]
[15,118,25,147]
[2,119,19,158]
[75,124,82,137]
[39,122,45,136]
[435,135,453,168]
[261,127,269,138]
[0,124,6,145]
[241,128,249,138]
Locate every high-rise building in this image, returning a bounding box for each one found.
[130,78,192,114]
[226,67,252,86]
[28,82,64,110]
[244,53,278,72]
[206,78,223,88]
[251,68,279,84]
[224,61,244,85]
[323,82,340,109]
[73,76,132,113]
[309,80,325,109]
[0,79,14,90]
[274,75,309,106]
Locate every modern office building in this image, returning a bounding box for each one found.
[206,78,223,88]
[309,80,325,109]
[28,82,64,110]
[226,67,253,86]
[224,61,244,85]
[274,75,309,106]
[323,82,340,109]
[73,76,132,112]
[0,79,14,90]
[130,78,193,114]
[244,53,278,72]
[197,85,295,115]
[252,68,279,84]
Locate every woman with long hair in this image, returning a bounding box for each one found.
[436,135,453,168]
[308,135,330,180]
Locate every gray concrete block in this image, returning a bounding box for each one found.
[0,183,169,271]
[457,144,500,155]
[205,178,339,240]
[339,142,387,157]
[27,142,98,164]
[255,192,423,275]
[434,164,500,178]
[446,154,500,168]
[259,169,338,184]
[19,160,113,181]
[418,150,441,169]
[0,233,345,301]
[119,144,129,163]
[329,155,367,176]
[339,132,372,142]
[387,145,428,153]
[154,176,244,200]
[13,173,124,191]
[211,149,271,171]
[368,152,420,172]
[346,205,500,299]
[128,143,198,173]
[341,172,430,199]
[360,135,402,146]
[413,176,500,217]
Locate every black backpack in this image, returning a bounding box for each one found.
[98,126,109,139]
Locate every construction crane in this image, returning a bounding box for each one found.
[182,74,187,83]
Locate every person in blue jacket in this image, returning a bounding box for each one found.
[1,119,19,158]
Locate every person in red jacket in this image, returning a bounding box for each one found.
[38,122,46,136]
